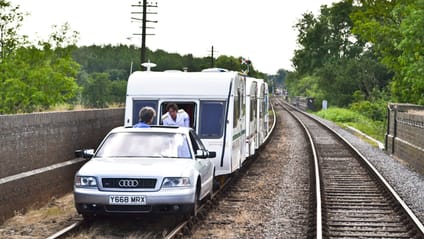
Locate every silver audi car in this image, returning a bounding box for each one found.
[73,126,216,218]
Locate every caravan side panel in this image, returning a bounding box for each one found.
[256,79,266,146]
[245,78,258,156]
[230,74,247,169]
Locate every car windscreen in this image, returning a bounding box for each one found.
[96,132,192,159]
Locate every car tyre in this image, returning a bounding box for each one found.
[208,170,216,200]
[193,186,200,216]
[185,185,200,219]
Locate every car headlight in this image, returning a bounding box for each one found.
[162,177,191,187]
[75,176,97,187]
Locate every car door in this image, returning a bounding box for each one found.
[189,131,213,188]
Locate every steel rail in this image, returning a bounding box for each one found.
[163,176,232,239]
[46,220,83,239]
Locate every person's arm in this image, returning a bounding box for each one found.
[183,113,190,127]
[162,113,169,125]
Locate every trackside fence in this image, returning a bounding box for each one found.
[385,103,424,175]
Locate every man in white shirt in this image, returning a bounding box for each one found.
[162,103,190,127]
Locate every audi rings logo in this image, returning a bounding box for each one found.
[118,179,139,188]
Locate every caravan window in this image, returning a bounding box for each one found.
[160,102,197,128]
[199,101,225,139]
[133,100,158,125]
[250,97,257,121]
[233,92,240,128]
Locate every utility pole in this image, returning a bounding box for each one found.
[131,1,157,68]
[208,45,218,68]
[211,45,214,67]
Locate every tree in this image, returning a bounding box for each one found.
[82,73,111,108]
[215,55,241,71]
[182,54,202,71]
[0,22,80,114]
[292,12,321,75]
[315,60,358,106]
[285,72,325,108]
[351,0,402,71]
[72,44,140,78]
[0,0,25,59]
[110,80,127,104]
[351,0,424,104]
[289,0,391,108]
[150,49,183,71]
[273,69,287,87]
[293,0,364,76]
[394,0,424,104]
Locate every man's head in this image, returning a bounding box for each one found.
[166,103,179,119]
[139,106,156,124]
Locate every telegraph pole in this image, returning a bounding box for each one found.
[211,45,214,67]
[208,45,218,68]
[131,1,157,68]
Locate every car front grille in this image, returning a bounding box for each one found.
[102,178,157,189]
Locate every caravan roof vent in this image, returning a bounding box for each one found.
[141,60,157,72]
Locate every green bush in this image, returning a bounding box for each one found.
[315,107,385,142]
[349,100,386,121]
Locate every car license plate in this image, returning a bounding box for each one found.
[109,195,146,205]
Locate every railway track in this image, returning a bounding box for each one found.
[47,103,277,239]
[278,99,424,238]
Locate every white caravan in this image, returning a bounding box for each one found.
[124,70,247,177]
[245,77,258,157]
[256,79,269,147]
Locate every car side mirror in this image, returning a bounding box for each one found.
[195,149,208,159]
[208,151,216,158]
[75,149,95,159]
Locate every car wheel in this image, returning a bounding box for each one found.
[185,185,200,219]
[209,170,216,200]
[193,186,200,216]
[213,173,221,192]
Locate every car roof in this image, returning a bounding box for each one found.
[109,126,192,134]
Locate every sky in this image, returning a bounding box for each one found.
[12,0,338,74]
